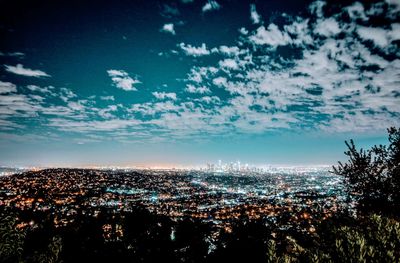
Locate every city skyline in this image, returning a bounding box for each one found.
[1,0,399,166]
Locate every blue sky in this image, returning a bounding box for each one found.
[0,0,399,167]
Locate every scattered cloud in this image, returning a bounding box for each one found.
[187,66,218,83]
[49,118,142,132]
[248,24,291,47]
[212,76,227,87]
[214,45,241,56]
[4,64,50,78]
[179,43,210,57]
[346,2,368,21]
[250,4,261,24]
[309,1,326,18]
[357,24,400,49]
[100,95,115,101]
[107,69,141,91]
[0,84,85,128]
[59,87,77,102]
[26,85,56,96]
[219,58,239,70]
[1,0,399,144]
[161,23,176,35]
[197,96,220,104]
[202,0,221,13]
[178,0,400,134]
[314,17,340,37]
[152,91,177,100]
[185,84,211,94]
[0,51,24,57]
[239,27,249,35]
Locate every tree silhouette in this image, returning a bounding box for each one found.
[0,211,26,263]
[333,127,400,216]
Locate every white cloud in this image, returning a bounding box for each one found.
[309,1,326,18]
[107,69,141,91]
[216,45,240,56]
[4,64,50,78]
[239,27,249,35]
[131,101,182,116]
[100,95,115,101]
[0,86,85,124]
[284,19,313,46]
[98,105,118,119]
[356,24,400,49]
[212,76,227,87]
[67,101,86,112]
[0,51,24,57]
[26,85,56,96]
[152,91,177,100]
[389,23,400,40]
[357,26,389,47]
[314,18,340,37]
[50,118,141,132]
[185,84,211,94]
[161,23,176,35]
[0,119,25,130]
[250,4,261,24]
[187,66,218,83]
[0,82,135,136]
[0,81,17,94]
[179,43,210,56]
[219,58,239,70]
[346,2,368,21]
[202,0,221,13]
[249,24,291,47]
[320,112,399,133]
[197,96,220,104]
[59,87,77,102]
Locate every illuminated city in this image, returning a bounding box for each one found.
[0,165,348,243]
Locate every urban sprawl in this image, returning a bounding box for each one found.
[0,164,348,240]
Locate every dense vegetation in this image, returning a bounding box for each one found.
[333,127,400,216]
[1,127,399,262]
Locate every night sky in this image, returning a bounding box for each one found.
[0,0,399,167]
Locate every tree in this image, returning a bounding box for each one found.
[333,127,400,216]
[0,212,26,263]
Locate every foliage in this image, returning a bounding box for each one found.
[0,207,399,262]
[30,236,62,263]
[333,127,400,215]
[0,213,25,263]
[264,215,400,263]
[328,214,400,262]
